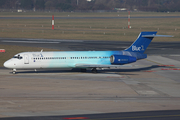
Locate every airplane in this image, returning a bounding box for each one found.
[3,31,172,74]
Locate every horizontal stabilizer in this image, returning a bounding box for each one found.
[142,35,174,37]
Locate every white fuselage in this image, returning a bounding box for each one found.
[4,51,117,69]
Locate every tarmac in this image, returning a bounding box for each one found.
[0,16,180,19]
[0,39,180,119]
[0,54,180,119]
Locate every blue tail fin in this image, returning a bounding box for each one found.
[125,31,157,53]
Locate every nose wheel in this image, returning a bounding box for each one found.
[12,69,16,74]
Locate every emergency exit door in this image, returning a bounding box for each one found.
[24,54,29,64]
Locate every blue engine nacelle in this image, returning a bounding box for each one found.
[110,55,136,65]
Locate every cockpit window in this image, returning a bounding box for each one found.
[13,55,23,59]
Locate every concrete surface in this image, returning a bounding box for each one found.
[0,55,180,118]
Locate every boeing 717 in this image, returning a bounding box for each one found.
[3,31,172,74]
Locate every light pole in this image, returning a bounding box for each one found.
[33,0,36,11]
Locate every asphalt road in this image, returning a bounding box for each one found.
[0,16,180,19]
[1,38,180,120]
[1,38,180,55]
[1,110,180,120]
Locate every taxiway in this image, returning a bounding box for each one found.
[0,39,180,119]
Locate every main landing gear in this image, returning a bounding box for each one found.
[80,68,97,73]
[91,68,97,73]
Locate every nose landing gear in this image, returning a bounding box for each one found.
[12,69,16,74]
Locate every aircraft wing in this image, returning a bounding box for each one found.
[75,64,132,68]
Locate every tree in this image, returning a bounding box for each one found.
[45,0,54,10]
[35,0,45,10]
[92,0,110,10]
[106,0,116,9]
[56,3,72,11]
[0,0,6,7]
[20,0,33,9]
[0,0,180,12]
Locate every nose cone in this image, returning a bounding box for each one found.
[4,60,13,69]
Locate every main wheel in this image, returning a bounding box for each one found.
[91,68,97,73]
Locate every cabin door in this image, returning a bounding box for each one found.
[24,54,29,64]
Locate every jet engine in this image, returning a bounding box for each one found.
[110,55,136,65]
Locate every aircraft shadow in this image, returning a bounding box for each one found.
[100,65,164,72]
[11,65,165,74]
[1,110,180,120]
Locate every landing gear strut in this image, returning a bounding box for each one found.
[12,69,16,74]
[91,68,97,73]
